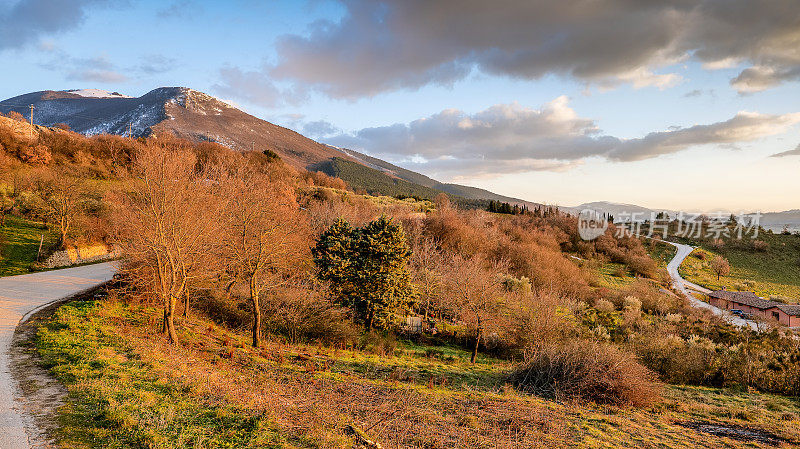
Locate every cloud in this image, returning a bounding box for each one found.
[731,66,800,93]
[67,68,128,83]
[771,144,800,158]
[262,0,800,98]
[326,97,800,177]
[212,67,305,108]
[0,0,109,51]
[302,120,341,139]
[40,53,128,84]
[608,111,800,161]
[157,0,200,19]
[136,54,176,75]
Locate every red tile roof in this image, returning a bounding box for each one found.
[774,304,800,316]
[708,290,776,310]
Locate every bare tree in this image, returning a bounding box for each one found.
[33,169,85,249]
[220,164,309,347]
[115,146,222,343]
[0,168,24,227]
[410,236,444,320]
[443,254,507,364]
[710,255,730,281]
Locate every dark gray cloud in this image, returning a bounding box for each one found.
[0,0,109,51]
[771,144,800,158]
[326,97,800,176]
[262,0,800,98]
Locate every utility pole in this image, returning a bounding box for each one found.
[28,104,35,139]
[128,123,133,138]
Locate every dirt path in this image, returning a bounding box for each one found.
[661,241,757,330]
[0,263,115,448]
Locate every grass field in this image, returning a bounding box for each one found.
[647,241,677,268]
[593,262,639,289]
[33,295,800,448]
[0,215,57,277]
[678,244,800,301]
[588,241,675,290]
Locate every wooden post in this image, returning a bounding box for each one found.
[37,234,44,261]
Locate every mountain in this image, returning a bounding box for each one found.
[569,201,678,220]
[0,87,538,207]
[573,201,800,233]
[0,87,359,169]
[760,210,800,233]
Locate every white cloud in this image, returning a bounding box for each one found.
[325,97,800,176]
[771,144,800,158]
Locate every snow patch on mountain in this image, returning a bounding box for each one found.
[64,89,132,99]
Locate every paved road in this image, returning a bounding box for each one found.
[661,241,757,330]
[0,263,116,449]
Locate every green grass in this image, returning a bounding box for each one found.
[328,339,507,390]
[315,157,491,209]
[678,246,800,301]
[657,225,800,299]
[0,215,57,276]
[647,241,677,268]
[594,262,639,288]
[35,299,287,448]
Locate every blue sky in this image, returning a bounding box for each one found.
[1,0,799,211]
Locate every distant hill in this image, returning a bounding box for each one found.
[572,201,800,233]
[0,87,539,208]
[336,148,540,208]
[313,157,492,209]
[568,201,678,220]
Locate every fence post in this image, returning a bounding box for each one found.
[37,234,44,261]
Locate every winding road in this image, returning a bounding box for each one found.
[0,262,116,449]
[661,241,757,330]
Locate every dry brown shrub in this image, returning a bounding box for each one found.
[625,254,657,278]
[752,240,768,252]
[6,111,25,122]
[620,279,681,315]
[20,144,52,165]
[263,285,357,346]
[510,340,662,407]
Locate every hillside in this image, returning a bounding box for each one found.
[0,88,539,209]
[314,157,492,208]
[338,148,540,207]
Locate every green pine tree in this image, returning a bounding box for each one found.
[313,215,415,329]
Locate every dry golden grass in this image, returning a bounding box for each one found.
[116,302,569,448]
[79,298,799,449]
